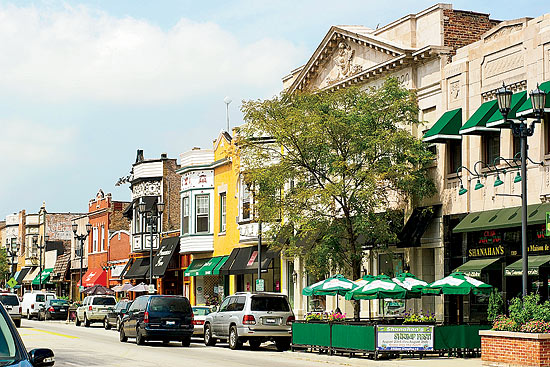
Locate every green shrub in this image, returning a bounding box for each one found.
[487,289,504,323]
[509,294,550,326]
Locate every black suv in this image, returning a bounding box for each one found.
[119,295,194,346]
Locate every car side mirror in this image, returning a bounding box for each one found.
[121,308,127,314]
[211,306,218,312]
[29,348,55,367]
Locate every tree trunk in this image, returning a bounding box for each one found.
[352,255,361,320]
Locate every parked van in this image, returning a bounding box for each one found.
[21,292,56,320]
[0,293,22,327]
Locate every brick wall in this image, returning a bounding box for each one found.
[162,158,181,233]
[482,334,550,366]
[443,9,501,53]
[109,231,130,262]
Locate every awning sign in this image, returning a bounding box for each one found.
[546,212,550,236]
[247,251,258,266]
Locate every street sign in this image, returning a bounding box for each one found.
[546,212,550,236]
[79,286,84,292]
[7,278,17,288]
[256,278,265,292]
[148,284,155,294]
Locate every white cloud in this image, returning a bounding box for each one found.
[0,4,305,104]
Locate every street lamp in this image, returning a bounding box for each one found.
[138,199,164,288]
[72,223,92,301]
[6,239,19,280]
[496,83,546,296]
[32,234,48,290]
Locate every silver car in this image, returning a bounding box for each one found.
[203,292,294,351]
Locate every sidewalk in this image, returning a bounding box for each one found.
[286,351,482,367]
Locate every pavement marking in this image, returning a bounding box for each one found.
[27,328,79,339]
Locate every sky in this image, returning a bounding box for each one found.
[0,0,548,218]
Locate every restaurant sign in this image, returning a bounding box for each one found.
[376,325,434,351]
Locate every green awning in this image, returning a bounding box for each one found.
[212,256,229,275]
[486,91,528,128]
[184,258,209,277]
[505,255,550,276]
[196,256,225,276]
[453,258,501,278]
[453,203,550,233]
[459,100,499,135]
[423,108,462,143]
[517,81,550,117]
[32,268,53,285]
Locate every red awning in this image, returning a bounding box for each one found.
[78,268,107,287]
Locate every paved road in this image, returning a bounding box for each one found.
[18,319,481,367]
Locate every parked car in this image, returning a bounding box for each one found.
[0,301,55,366]
[21,292,56,320]
[104,299,132,331]
[38,299,70,321]
[119,295,194,346]
[191,306,212,337]
[0,293,22,327]
[203,292,294,351]
[75,295,116,327]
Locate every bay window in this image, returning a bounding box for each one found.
[196,195,209,233]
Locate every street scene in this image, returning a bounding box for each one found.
[1,1,550,366]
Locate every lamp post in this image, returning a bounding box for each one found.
[72,223,92,301]
[496,83,546,296]
[138,200,164,289]
[32,234,48,290]
[6,239,19,280]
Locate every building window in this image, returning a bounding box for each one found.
[182,196,189,235]
[196,195,209,233]
[242,183,251,221]
[447,140,462,175]
[513,135,520,158]
[483,132,500,166]
[102,225,106,251]
[92,227,98,253]
[544,114,550,155]
[133,207,140,234]
[220,193,227,233]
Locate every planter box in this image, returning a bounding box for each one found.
[292,322,331,348]
[331,324,375,351]
[480,330,550,367]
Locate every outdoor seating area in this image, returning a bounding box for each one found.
[292,272,493,359]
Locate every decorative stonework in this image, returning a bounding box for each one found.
[481,80,526,101]
[484,50,524,80]
[449,81,460,101]
[325,42,363,86]
[545,43,550,80]
[132,180,161,199]
[484,24,523,42]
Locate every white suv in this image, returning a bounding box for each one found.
[203,292,294,351]
[0,293,22,327]
[76,295,116,327]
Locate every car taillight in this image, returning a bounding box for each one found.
[88,306,92,311]
[192,320,204,325]
[49,307,55,312]
[31,304,34,309]
[286,315,295,325]
[243,315,256,325]
[19,307,21,313]
[144,311,149,323]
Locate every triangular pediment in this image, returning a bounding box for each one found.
[288,26,414,93]
[482,18,530,43]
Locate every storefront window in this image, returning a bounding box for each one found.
[196,195,209,233]
[447,140,462,175]
[242,183,251,221]
[220,193,226,232]
[483,132,501,165]
[182,196,189,235]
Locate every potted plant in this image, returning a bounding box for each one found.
[402,309,436,325]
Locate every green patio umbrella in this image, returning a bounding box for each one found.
[302,274,357,310]
[345,274,408,300]
[422,271,493,295]
[392,272,428,298]
[354,274,376,287]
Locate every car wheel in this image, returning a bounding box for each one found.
[45,313,50,321]
[275,337,291,352]
[228,326,242,350]
[84,314,90,327]
[14,319,21,328]
[136,329,145,345]
[75,315,81,326]
[204,323,216,346]
[116,318,121,331]
[27,311,31,320]
[182,336,191,347]
[104,317,111,330]
[119,326,127,342]
[249,338,262,350]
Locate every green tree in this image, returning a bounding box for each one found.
[0,248,10,286]
[238,77,435,318]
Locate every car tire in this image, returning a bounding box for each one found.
[84,314,90,327]
[275,337,291,352]
[119,327,127,343]
[14,319,21,328]
[204,324,216,346]
[45,313,50,321]
[27,311,31,320]
[182,336,191,347]
[104,317,111,330]
[116,318,121,331]
[75,316,81,326]
[136,329,145,345]
[249,338,262,350]
[228,326,242,350]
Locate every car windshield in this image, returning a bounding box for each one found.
[250,296,290,312]
[0,296,18,307]
[0,310,18,363]
[35,295,45,302]
[150,297,191,314]
[192,307,210,316]
[50,300,68,306]
[93,297,116,306]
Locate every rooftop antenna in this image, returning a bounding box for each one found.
[224,96,232,133]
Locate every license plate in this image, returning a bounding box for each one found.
[264,318,276,324]
[166,321,175,325]
[60,308,66,311]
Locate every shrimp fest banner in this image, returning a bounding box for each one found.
[376,325,434,351]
